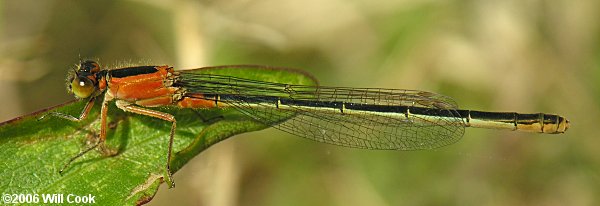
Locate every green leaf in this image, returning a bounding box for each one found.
[0,66,317,205]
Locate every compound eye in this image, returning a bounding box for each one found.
[80,60,100,73]
[70,76,95,98]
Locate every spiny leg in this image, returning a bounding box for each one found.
[39,96,96,121]
[59,135,100,174]
[60,95,112,173]
[115,100,177,188]
[36,96,103,174]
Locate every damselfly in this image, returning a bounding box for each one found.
[44,60,569,188]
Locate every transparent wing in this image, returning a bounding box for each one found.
[178,72,465,150]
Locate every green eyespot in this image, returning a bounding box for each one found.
[70,76,95,98]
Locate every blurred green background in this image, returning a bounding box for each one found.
[1,0,597,205]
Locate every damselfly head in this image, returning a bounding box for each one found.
[66,60,101,99]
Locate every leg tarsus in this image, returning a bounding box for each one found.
[39,97,96,122]
[165,121,176,188]
[192,110,224,124]
[59,138,102,175]
[115,100,178,188]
